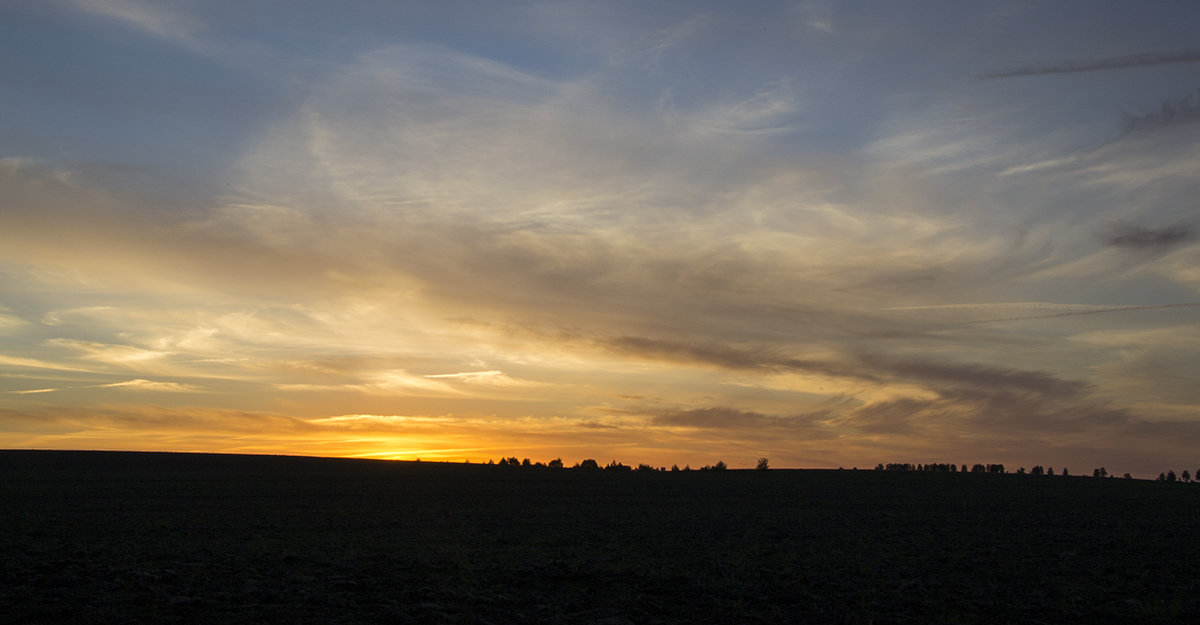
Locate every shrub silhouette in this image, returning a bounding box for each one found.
[577,458,599,470]
[756,458,770,471]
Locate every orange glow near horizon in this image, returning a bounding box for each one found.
[3,2,1199,482]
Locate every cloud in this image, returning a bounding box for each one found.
[863,355,1090,399]
[424,370,543,387]
[92,379,202,392]
[1121,91,1200,133]
[651,406,829,431]
[0,307,29,333]
[307,414,453,428]
[981,49,1200,79]
[4,388,60,395]
[48,339,169,366]
[1101,221,1197,250]
[966,302,1200,324]
[278,370,459,397]
[885,301,1200,324]
[66,0,203,46]
[6,2,1200,473]
[0,354,95,374]
[601,334,1098,419]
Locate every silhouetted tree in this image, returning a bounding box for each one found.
[756,458,770,471]
[1158,473,1167,481]
[671,464,680,472]
[1123,473,1132,479]
[1030,465,1044,476]
[578,458,599,470]
[1061,467,1068,476]
[522,458,532,468]
[605,460,630,471]
[1167,470,1177,482]
[635,463,655,472]
[1047,466,1054,476]
[548,458,564,469]
[1182,470,1191,483]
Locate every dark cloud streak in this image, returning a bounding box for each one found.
[603,335,1093,404]
[981,49,1200,79]
[1102,222,1197,250]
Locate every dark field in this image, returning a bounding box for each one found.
[3,451,1199,624]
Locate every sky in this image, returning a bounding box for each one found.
[2,1,1200,476]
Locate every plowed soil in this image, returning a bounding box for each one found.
[3,450,1198,624]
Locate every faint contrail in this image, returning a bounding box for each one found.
[962,302,1200,324]
[981,49,1200,79]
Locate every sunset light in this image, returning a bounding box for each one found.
[3,1,1200,477]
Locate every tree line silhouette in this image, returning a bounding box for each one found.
[875,462,1200,482]
[488,457,733,472]
[481,457,1197,481]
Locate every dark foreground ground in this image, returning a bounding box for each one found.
[2,451,1199,624]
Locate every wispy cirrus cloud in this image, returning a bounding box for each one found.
[887,301,1200,324]
[4,1,1200,474]
[650,406,831,432]
[4,388,61,395]
[92,379,202,392]
[66,0,203,46]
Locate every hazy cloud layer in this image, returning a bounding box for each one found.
[2,1,1199,475]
